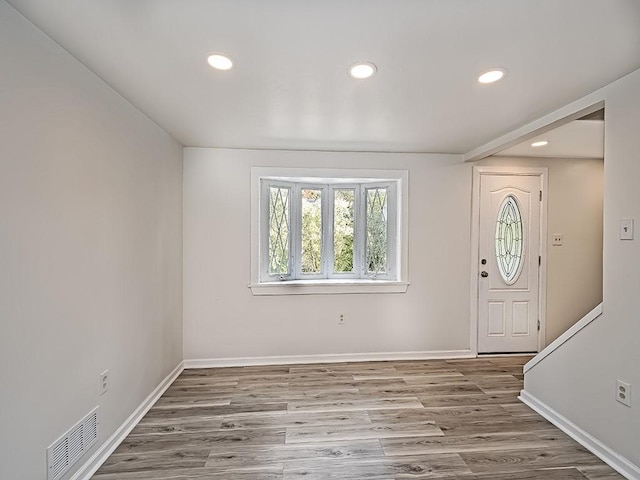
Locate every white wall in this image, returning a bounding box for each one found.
[478,156,604,344]
[0,3,183,479]
[183,148,471,360]
[523,68,640,470]
[183,149,604,361]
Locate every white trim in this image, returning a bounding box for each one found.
[469,167,481,357]
[539,171,549,350]
[184,350,473,369]
[470,166,548,355]
[477,353,534,358]
[71,361,185,480]
[519,390,640,480]
[251,167,409,292]
[523,302,603,374]
[249,280,409,295]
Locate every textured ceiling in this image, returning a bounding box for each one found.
[7,0,640,153]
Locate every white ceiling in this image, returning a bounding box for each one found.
[7,0,640,153]
[495,119,604,159]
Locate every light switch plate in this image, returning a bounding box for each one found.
[620,219,634,240]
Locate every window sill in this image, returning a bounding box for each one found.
[249,280,410,296]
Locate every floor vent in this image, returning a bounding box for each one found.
[46,407,99,480]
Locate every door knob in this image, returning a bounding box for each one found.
[481,271,489,277]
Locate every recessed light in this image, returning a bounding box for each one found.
[531,140,549,147]
[478,68,507,84]
[207,53,233,71]
[349,62,377,79]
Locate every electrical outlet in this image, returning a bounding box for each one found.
[99,370,109,396]
[616,379,631,407]
[338,314,345,325]
[552,234,563,246]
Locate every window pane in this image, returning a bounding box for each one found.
[268,186,290,275]
[301,189,322,274]
[333,189,355,273]
[366,187,388,275]
[495,195,523,284]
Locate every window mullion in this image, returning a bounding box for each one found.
[291,183,301,279]
[323,185,332,279]
[355,184,365,278]
[260,180,270,281]
[387,182,397,280]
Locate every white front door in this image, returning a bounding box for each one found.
[477,174,542,353]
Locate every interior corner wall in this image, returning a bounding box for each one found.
[524,67,640,469]
[476,156,604,345]
[183,147,471,361]
[0,2,183,479]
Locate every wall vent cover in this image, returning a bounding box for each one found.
[46,407,99,480]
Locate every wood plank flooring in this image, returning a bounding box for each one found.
[92,356,622,479]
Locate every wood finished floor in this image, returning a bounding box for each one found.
[92,356,622,480]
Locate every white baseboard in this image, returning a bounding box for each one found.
[184,350,474,368]
[519,390,640,480]
[71,361,185,480]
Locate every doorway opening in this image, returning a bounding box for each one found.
[470,107,604,355]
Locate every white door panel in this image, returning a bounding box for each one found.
[478,174,541,353]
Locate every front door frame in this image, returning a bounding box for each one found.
[470,166,549,356]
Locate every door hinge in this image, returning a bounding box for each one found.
[538,255,541,266]
[537,319,541,331]
[539,190,543,201]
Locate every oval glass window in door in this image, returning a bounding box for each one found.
[495,195,524,284]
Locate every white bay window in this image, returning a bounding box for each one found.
[251,168,408,295]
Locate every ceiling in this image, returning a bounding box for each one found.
[495,119,604,159]
[7,0,640,153]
